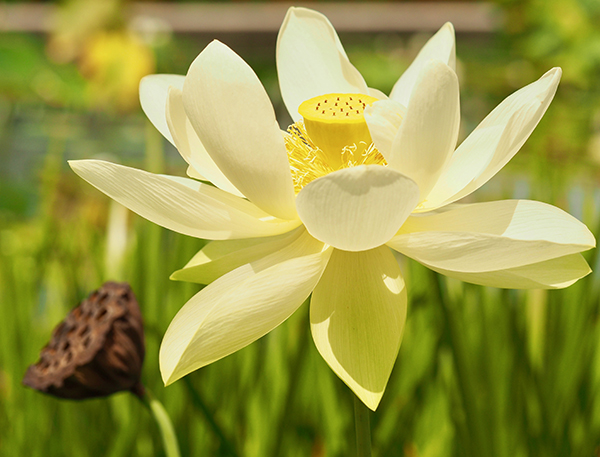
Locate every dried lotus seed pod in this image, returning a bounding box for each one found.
[23,282,145,400]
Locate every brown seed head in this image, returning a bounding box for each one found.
[23,282,145,400]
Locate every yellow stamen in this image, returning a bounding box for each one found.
[285,121,386,194]
[298,93,378,168]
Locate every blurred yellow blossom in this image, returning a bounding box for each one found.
[47,0,154,111]
[79,30,155,112]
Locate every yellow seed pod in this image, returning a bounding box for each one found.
[298,93,378,168]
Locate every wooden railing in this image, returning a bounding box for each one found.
[0,2,500,34]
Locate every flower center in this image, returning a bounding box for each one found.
[298,93,378,168]
[285,93,385,193]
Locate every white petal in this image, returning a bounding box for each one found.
[388,200,595,272]
[364,100,406,161]
[424,68,562,209]
[165,86,196,166]
[276,7,368,122]
[69,160,300,240]
[428,253,591,289]
[166,87,243,197]
[139,74,185,145]
[183,40,297,220]
[390,22,456,107]
[160,229,332,384]
[368,87,389,100]
[421,124,505,210]
[311,247,407,410]
[388,60,460,200]
[171,227,303,284]
[296,165,420,252]
[185,165,206,181]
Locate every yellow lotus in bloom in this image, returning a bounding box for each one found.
[70,8,595,410]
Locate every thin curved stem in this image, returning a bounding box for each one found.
[354,393,372,457]
[137,388,181,457]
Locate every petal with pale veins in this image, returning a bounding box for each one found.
[311,247,407,411]
[388,60,460,200]
[427,253,591,289]
[296,165,420,252]
[184,40,297,220]
[69,160,300,240]
[367,87,389,100]
[390,22,455,107]
[388,200,595,272]
[185,165,206,181]
[160,229,332,385]
[424,68,562,210]
[139,74,185,145]
[171,227,304,284]
[166,87,243,197]
[364,99,406,162]
[276,7,368,122]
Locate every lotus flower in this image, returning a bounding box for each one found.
[69,8,595,410]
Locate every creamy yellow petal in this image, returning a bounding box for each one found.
[69,159,301,240]
[428,253,591,289]
[166,87,243,197]
[185,165,206,181]
[388,200,595,272]
[390,22,455,107]
[388,60,460,200]
[310,247,407,411]
[276,7,368,122]
[420,124,505,210]
[364,99,406,161]
[171,227,303,284]
[296,165,420,252]
[139,74,185,145]
[424,68,562,210]
[183,40,297,220]
[367,87,389,100]
[160,230,332,385]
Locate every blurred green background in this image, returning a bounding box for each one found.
[2,0,600,456]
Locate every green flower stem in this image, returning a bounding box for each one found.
[431,271,490,457]
[353,393,372,457]
[137,388,181,457]
[183,377,240,457]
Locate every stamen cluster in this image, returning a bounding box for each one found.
[285,121,387,193]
